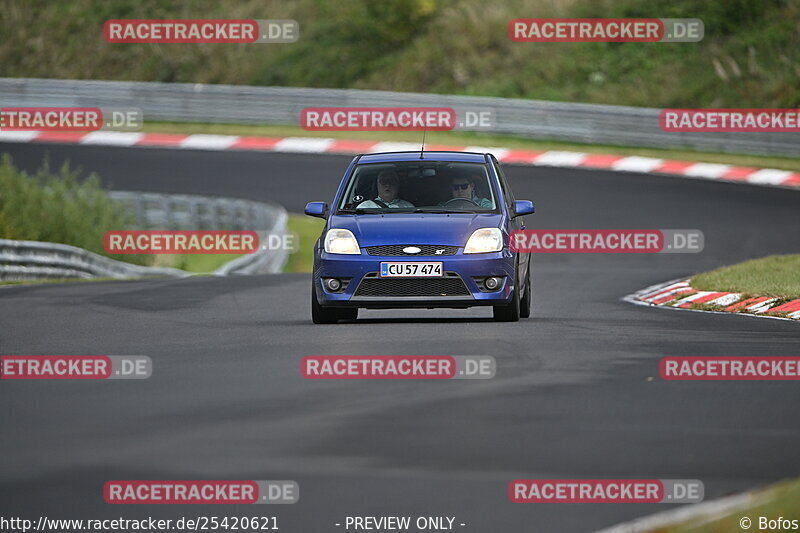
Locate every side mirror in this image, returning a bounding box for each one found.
[513,200,535,217]
[304,202,329,219]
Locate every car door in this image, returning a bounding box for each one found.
[491,155,530,283]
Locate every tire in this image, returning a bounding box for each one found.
[493,271,520,322]
[311,284,339,324]
[520,264,531,319]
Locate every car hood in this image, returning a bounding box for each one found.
[328,213,505,247]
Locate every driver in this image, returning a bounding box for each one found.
[444,173,493,208]
[357,170,415,209]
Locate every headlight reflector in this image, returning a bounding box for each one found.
[324,229,361,254]
[464,228,503,254]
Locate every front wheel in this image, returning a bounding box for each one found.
[312,285,339,324]
[520,266,531,319]
[493,273,520,322]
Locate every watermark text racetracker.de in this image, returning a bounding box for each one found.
[104,231,258,255]
[104,19,298,43]
[300,107,496,131]
[510,230,703,253]
[509,479,704,503]
[509,18,703,42]
[0,107,142,131]
[661,357,800,380]
[302,356,496,379]
[103,230,298,255]
[104,481,298,504]
[0,356,151,380]
[660,109,800,132]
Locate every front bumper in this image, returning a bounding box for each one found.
[313,249,516,309]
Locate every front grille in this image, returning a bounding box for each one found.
[354,272,470,297]
[366,245,458,256]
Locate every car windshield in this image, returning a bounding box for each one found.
[336,161,499,214]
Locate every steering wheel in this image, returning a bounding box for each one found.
[442,197,479,207]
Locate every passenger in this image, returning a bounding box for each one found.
[443,173,492,208]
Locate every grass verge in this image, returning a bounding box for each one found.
[677,255,800,318]
[692,255,800,300]
[654,478,800,533]
[142,121,800,173]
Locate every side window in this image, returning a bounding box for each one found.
[491,157,515,209]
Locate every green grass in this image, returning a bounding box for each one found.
[143,121,800,172]
[654,478,800,532]
[1,0,798,109]
[692,254,800,300]
[283,214,324,273]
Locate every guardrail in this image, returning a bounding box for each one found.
[107,191,281,231]
[1,77,798,157]
[0,192,289,282]
[0,239,189,282]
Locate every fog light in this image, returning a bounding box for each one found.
[325,278,342,291]
[484,277,501,290]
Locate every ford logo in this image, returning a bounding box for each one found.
[403,246,421,254]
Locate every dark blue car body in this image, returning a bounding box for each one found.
[305,151,534,323]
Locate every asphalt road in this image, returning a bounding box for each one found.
[1,142,799,532]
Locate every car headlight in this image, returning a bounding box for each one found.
[464,228,503,254]
[324,228,361,254]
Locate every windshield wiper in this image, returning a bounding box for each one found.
[337,208,384,214]
[338,208,417,214]
[413,208,473,214]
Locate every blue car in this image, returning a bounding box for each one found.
[304,151,535,323]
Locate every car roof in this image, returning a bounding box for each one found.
[357,151,489,164]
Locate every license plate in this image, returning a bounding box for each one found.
[380,262,443,277]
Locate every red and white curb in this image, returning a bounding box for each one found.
[624,278,800,321]
[1,131,799,190]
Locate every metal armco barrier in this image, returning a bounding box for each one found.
[0,78,798,156]
[107,191,290,276]
[0,239,189,282]
[107,191,281,231]
[0,192,289,282]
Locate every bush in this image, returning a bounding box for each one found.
[0,154,151,266]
